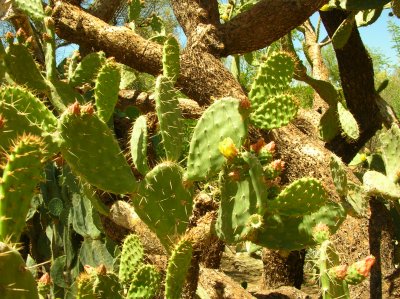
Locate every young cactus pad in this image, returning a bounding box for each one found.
[337,101,359,141]
[379,124,400,183]
[0,135,45,242]
[69,51,106,87]
[248,51,295,110]
[162,35,180,83]
[186,97,249,181]
[165,239,193,299]
[59,103,137,194]
[0,242,39,299]
[133,162,193,249]
[94,59,121,123]
[127,264,161,299]
[130,115,149,175]
[250,93,298,130]
[268,177,328,216]
[118,234,144,287]
[154,75,184,161]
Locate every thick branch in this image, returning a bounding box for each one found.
[53,1,163,75]
[53,1,244,104]
[170,0,220,36]
[320,10,383,162]
[219,0,327,56]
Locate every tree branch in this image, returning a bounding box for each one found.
[320,10,384,162]
[170,0,220,36]
[53,1,163,75]
[218,0,327,56]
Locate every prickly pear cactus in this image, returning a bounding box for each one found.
[154,75,184,161]
[59,102,137,194]
[69,51,106,87]
[127,264,161,299]
[94,58,121,123]
[165,239,193,299]
[0,242,39,299]
[337,102,360,141]
[130,115,150,175]
[133,162,193,249]
[186,97,249,181]
[162,35,180,83]
[0,135,45,242]
[118,234,144,287]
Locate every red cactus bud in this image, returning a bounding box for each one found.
[251,138,266,153]
[16,28,26,39]
[345,255,375,285]
[271,159,285,172]
[42,33,52,42]
[218,137,238,160]
[84,265,95,274]
[0,115,5,128]
[96,264,107,275]
[44,17,55,29]
[328,265,348,280]
[228,170,241,181]
[239,98,251,110]
[81,103,95,115]
[312,222,330,243]
[68,101,81,115]
[5,32,14,44]
[38,273,52,285]
[264,141,276,153]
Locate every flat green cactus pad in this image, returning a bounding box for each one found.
[186,97,249,181]
[59,104,137,194]
[133,162,193,248]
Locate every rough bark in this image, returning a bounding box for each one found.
[320,10,384,162]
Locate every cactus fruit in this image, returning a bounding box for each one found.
[59,102,137,194]
[130,115,149,175]
[345,255,375,285]
[162,35,180,83]
[127,264,161,299]
[118,234,144,287]
[186,97,249,181]
[133,162,193,249]
[0,242,39,299]
[154,76,184,161]
[0,135,45,242]
[37,273,51,299]
[165,239,193,299]
[94,58,121,123]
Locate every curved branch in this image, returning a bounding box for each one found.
[53,1,163,75]
[218,0,327,56]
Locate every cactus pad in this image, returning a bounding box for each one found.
[250,93,298,130]
[363,170,400,200]
[0,242,39,299]
[127,265,160,299]
[69,51,106,87]
[162,35,180,83]
[186,97,249,181]
[59,103,137,194]
[337,102,359,141]
[268,178,328,216]
[330,155,348,197]
[165,239,193,299]
[133,162,193,248]
[379,124,400,183]
[0,135,45,242]
[94,59,121,123]
[154,76,183,161]
[130,115,149,175]
[119,234,144,287]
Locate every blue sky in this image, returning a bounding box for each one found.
[311,10,400,63]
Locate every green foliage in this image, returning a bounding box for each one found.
[0,242,39,299]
